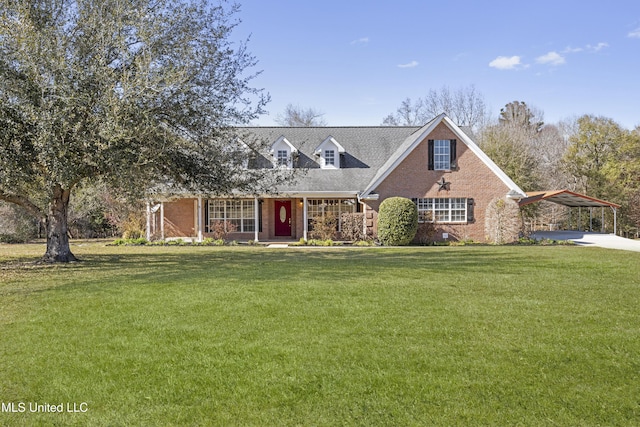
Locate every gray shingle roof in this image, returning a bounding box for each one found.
[239,126,422,193]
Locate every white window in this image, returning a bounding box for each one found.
[307,199,356,231]
[208,199,255,232]
[276,150,289,167]
[415,198,467,223]
[270,136,297,169]
[434,140,450,171]
[315,136,345,169]
[324,150,335,167]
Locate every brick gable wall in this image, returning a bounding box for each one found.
[365,123,511,242]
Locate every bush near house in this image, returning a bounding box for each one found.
[309,213,338,241]
[377,197,418,246]
[415,211,437,245]
[340,213,366,242]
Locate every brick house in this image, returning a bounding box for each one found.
[149,113,526,243]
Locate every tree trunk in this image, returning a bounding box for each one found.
[42,185,77,263]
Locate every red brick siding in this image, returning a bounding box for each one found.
[367,122,511,242]
[163,198,196,237]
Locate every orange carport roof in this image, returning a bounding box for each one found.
[518,189,621,208]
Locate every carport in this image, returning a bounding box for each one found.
[518,189,621,234]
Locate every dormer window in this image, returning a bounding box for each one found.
[315,136,345,169]
[270,136,297,169]
[324,150,335,167]
[276,150,289,166]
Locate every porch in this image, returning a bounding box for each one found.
[147,195,366,242]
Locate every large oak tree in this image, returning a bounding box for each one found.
[0,0,274,262]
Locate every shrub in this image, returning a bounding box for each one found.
[309,213,337,241]
[122,229,144,239]
[112,237,148,246]
[414,212,437,245]
[484,197,522,244]
[340,213,365,242]
[306,239,338,246]
[377,197,418,246]
[208,220,237,241]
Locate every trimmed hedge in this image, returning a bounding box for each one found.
[377,197,418,246]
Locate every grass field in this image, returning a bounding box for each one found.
[1,242,639,426]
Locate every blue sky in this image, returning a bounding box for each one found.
[234,0,640,129]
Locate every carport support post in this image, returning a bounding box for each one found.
[578,207,582,231]
[589,207,593,232]
[613,207,617,235]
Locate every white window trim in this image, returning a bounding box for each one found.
[208,199,256,233]
[415,197,467,223]
[314,136,345,169]
[270,136,297,169]
[434,139,451,171]
[307,198,357,231]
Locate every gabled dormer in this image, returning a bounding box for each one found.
[270,136,298,168]
[314,136,345,169]
[233,137,253,169]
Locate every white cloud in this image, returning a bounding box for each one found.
[536,51,565,65]
[563,46,583,53]
[587,42,609,51]
[628,28,640,38]
[350,37,369,45]
[489,55,522,70]
[397,60,418,68]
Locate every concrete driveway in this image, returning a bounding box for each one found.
[532,231,640,252]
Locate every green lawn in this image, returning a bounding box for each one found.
[1,243,639,426]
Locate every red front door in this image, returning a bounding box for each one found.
[274,200,292,236]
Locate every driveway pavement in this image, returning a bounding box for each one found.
[532,231,640,252]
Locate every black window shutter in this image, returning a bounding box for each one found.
[204,200,209,232]
[428,140,434,170]
[450,139,457,169]
[467,198,474,222]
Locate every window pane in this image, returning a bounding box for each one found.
[434,140,450,170]
[277,150,288,166]
[325,150,335,166]
[434,198,450,222]
[450,198,465,222]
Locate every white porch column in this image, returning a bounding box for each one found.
[361,201,367,237]
[303,196,308,241]
[160,202,165,240]
[254,197,259,242]
[146,201,151,241]
[197,197,203,243]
